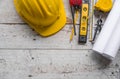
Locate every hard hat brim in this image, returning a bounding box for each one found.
[14,0,66,37]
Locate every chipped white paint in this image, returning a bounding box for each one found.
[0,0,120,79]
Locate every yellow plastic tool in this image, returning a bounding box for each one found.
[79,3,89,43]
[95,0,113,12]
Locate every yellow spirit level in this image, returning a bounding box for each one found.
[79,3,89,43]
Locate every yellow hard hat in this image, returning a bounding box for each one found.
[14,0,66,37]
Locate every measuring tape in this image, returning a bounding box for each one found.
[79,2,89,43]
[95,0,113,12]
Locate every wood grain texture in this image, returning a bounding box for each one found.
[0,0,120,79]
[0,0,72,24]
[0,50,119,79]
[0,24,92,49]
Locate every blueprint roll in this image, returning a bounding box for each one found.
[92,0,120,60]
[103,21,120,60]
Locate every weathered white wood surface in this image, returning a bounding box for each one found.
[0,50,120,79]
[0,0,120,79]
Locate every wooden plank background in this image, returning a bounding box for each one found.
[0,0,120,79]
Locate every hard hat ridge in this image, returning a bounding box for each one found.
[14,0,66,36]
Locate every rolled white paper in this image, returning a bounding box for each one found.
[103,21,120,60]
[92,0,120,60]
